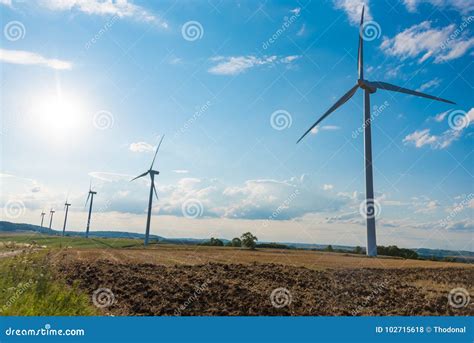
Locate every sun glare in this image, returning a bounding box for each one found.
[30,93,85,141]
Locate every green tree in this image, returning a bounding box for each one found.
[231,237,242,247]
[241,232,258,249]
[354,246,363,254]
[325,245,334,252]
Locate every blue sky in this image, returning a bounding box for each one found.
[0,0,473,251]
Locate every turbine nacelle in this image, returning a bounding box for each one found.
[357,79,376,93]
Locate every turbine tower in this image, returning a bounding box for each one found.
[85,181,97,238]
[63,198,71,237]
[131,135,164,246]
[48,209,55,230]
[40,211,46,227]
[297,6,454,257]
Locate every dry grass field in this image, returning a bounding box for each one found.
[51,244,473,270]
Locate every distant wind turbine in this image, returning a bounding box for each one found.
[40,211,46,227]
[85,181,97,238]
[48,209,55,230]
[63,197,71,237]
[131,135,164,246]
[297,6,454,257]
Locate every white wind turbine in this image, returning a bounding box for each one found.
[297,6,454,256]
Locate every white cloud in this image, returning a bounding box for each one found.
[0,0,12,6]
[290,7,301,15]
[39,0,167,26]
[333,0,372,25]
[415,200,440,213]
[0,49,72,70]
[403,128,461,149]
[129,142,154,153]
[417,77,441,91]
[404,108,473,149]
[280,55,301,63]
[380,21,474,63]
[403,0,474,14]
[297,23,306,36]
[172,170,189,174]
[323,184,334,191]
[208,55,300,76]
[433,110,450,122]
[311,125,341,135]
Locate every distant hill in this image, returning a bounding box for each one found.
[1,221,472,259]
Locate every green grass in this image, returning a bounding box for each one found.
[0,251,97,315]
[0,233,144,249]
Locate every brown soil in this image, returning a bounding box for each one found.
[55,258,474,316]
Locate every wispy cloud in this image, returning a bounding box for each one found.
[403,0,474,14]
[0,0,12,7]
[417,77,441,92]
[0,49,72,70]
[39,0,167,27]
[404,107,473,149]
[333,0,372,25]
[208,55,301,76]
[380,21,474,63]
[129,142,155,153]
[432,110,450,122]
[172,170,189,174]
[311,125,341,135]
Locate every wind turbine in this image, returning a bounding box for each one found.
[131,135,164,246]
[40,211,46,227]
[63,197,71,237]
[48,209,55,230]
[297,6,454,257]
[85,181,97,238]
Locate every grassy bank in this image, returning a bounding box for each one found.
[0,251,97,315]
[0,233,142,249]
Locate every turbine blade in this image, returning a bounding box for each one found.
[358,6,364,80]
[369,81,455,104]
[130,171,149,182]
[150,135,165,170]
[85,192,91,208]
[152,182,159,201]
[297,85,359,143]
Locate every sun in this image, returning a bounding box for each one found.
[30,92,86,141]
